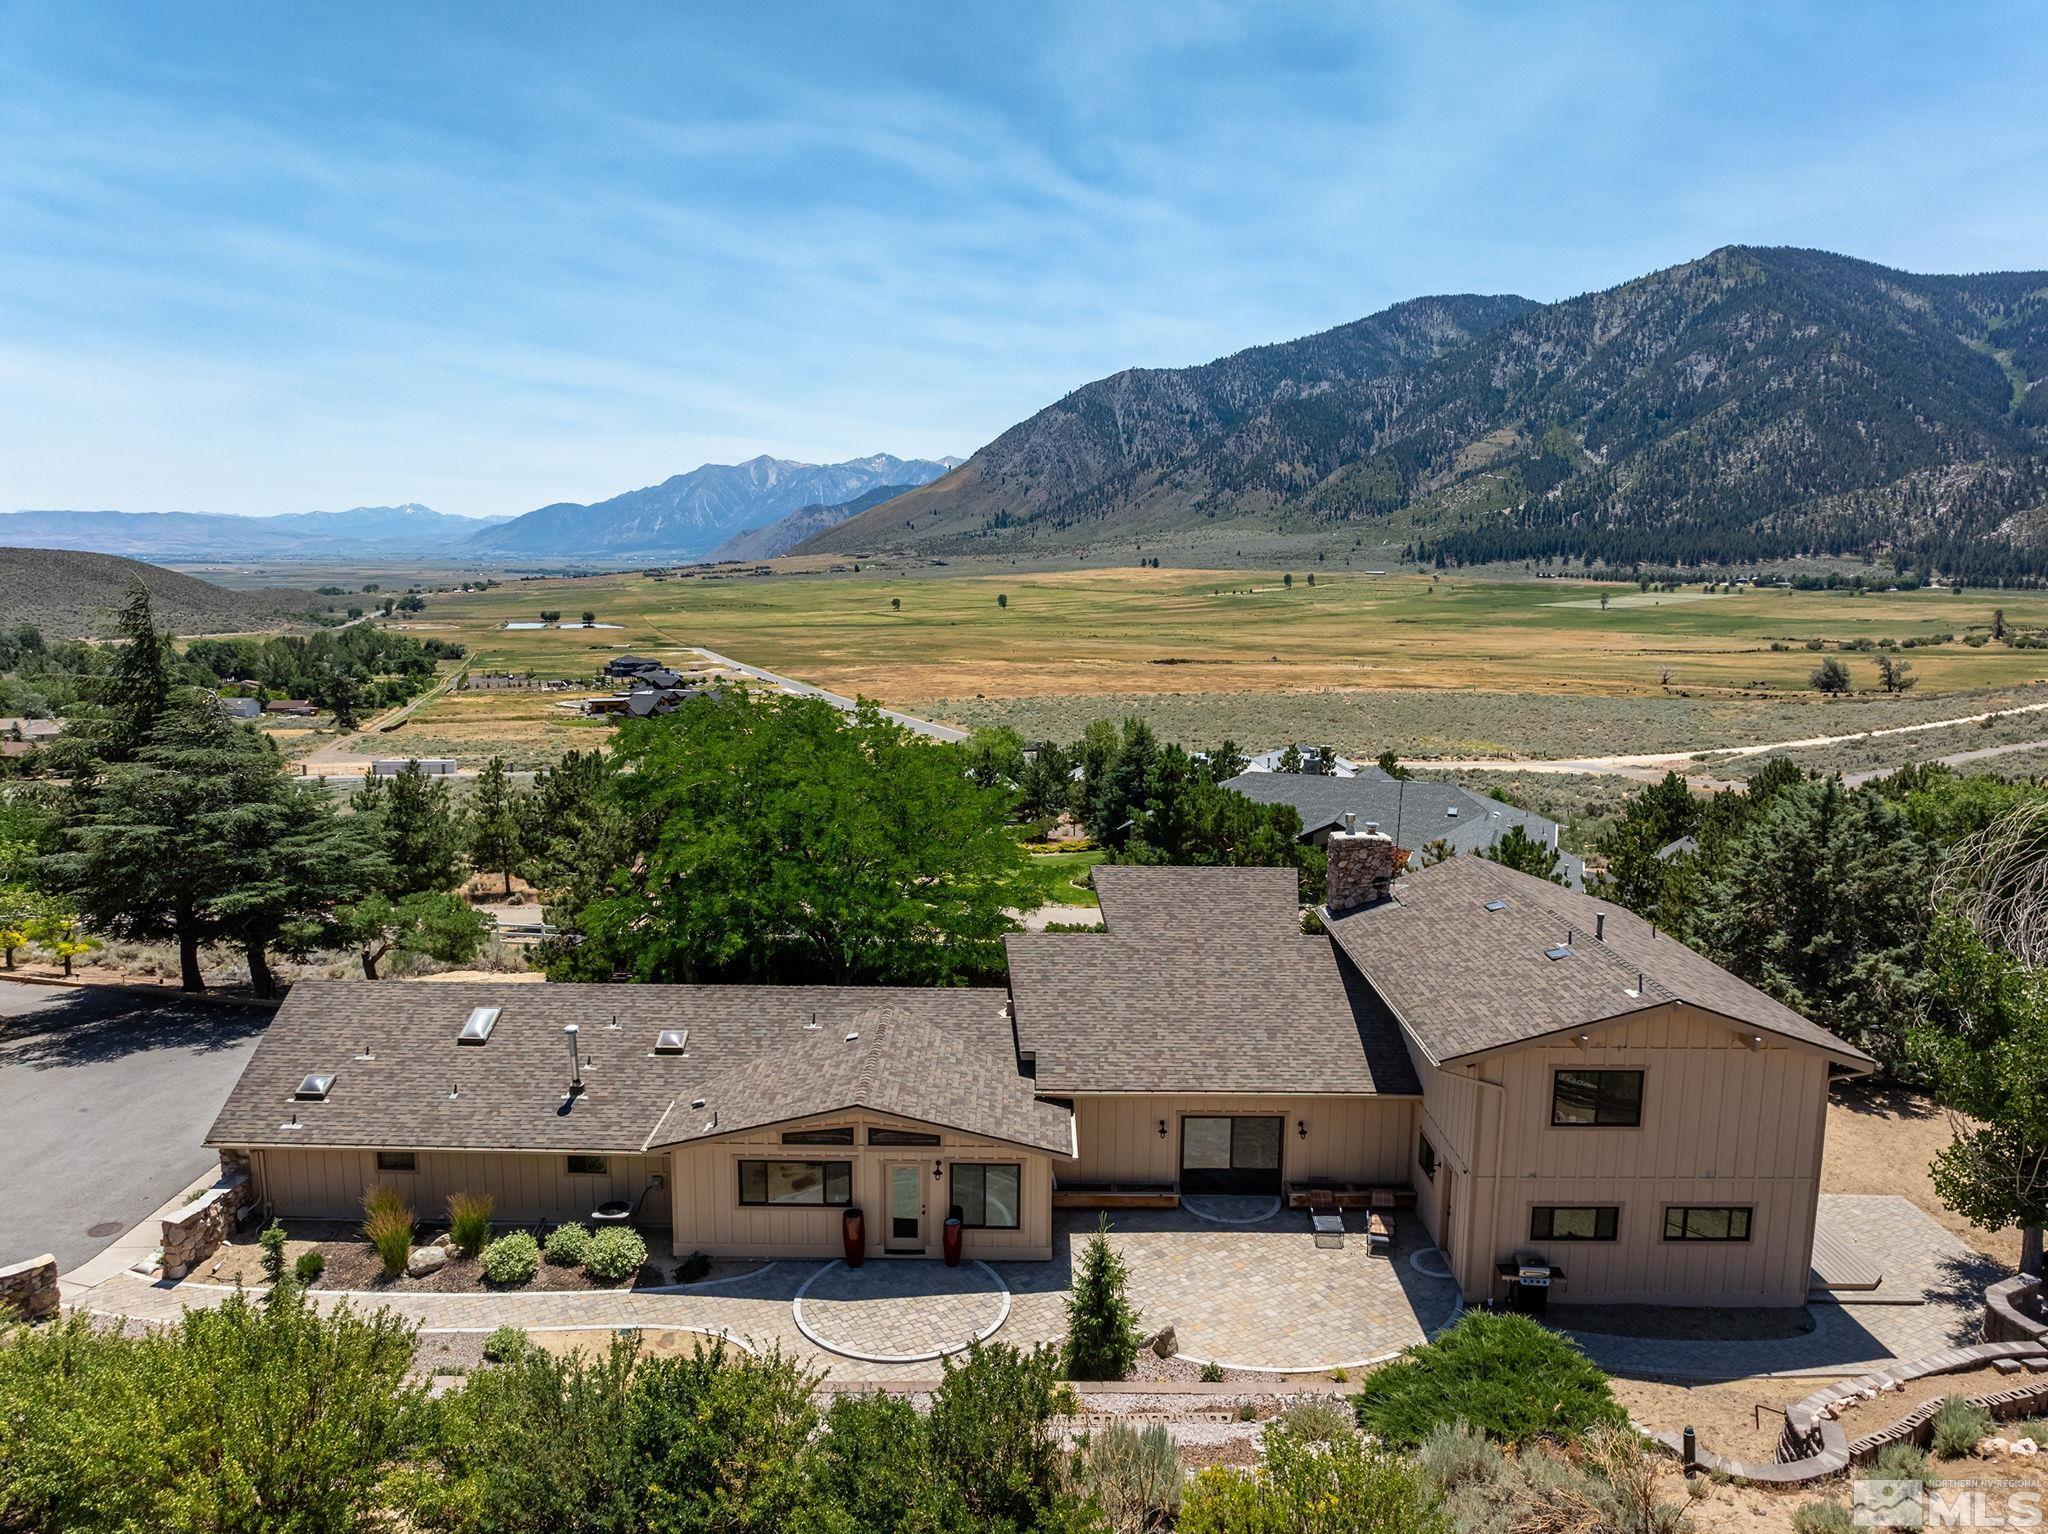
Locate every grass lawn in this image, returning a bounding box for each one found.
[1000,846,1104,911]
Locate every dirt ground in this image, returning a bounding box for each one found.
[1823,1081,2022,1270]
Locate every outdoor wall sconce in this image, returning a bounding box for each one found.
[1296,1119,1308,1140]
[932,1159,943,1181]
[1157,1119,1167,1138]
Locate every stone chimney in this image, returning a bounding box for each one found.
[1326,817,1398,913]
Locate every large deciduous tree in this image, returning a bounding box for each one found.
[549,690,1022,986]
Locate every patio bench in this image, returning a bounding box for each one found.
[1285,1180,1419,1212]
[1052,1181,1179,1210]
[1365,1211,1393,1254]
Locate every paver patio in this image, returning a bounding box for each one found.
[795,1259,1009,1362]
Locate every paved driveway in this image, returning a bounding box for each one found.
[0,981,268,1271]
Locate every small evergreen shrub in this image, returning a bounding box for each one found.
[676,1251,712,1282]
[293,1250,325,1285]
[446,1192,493,1257]
[543,1222,592,1267]
[258,1221,289,1285]
[481,1324,528,1363]
[1064,1216,1142,1380]
[584,1227,647,1283]
[1792,1501,1856,1534]
[1352,1310,1626,1448]
[480,1231,540,1287]
[1930,1396,1993,1458]
[1199,1360,1225,1383]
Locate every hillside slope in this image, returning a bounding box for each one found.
[707,482,923,561]
[0,548,318,638]
[469,453,959,560]
[806,248,2048,577]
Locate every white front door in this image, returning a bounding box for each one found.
[885,1163,926,1253]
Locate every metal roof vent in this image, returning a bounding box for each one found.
[804,1012,822,1030]
[1445,806,1459,817]
[654,1028,688,1055]
[1544,945,1573,961]
[844,1030,860,1043]
[294,1073,334,1101]
[457,1007,501,1045]
[1484,899,1507,912]
[690,1097,706,1110]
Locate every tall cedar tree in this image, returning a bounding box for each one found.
[48,696,374,992]
[107,578,176,759]
[555,690,1022,985]
[351,761,466,896]
[467,756,526,896]
[1064,1216,1143,1380]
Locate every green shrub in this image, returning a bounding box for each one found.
[293,1250,326,1286]
[1415,1418,1506,1495]
[258,1221,289,1285]
[584,1226,647,1283]
[1792,1501,1856,1534]
[1180,1409,1435,1534]
[1072,1421,1181,1531]
[446,1191,493,1257]
[1064,1215,1142,1380]
[543,1222,593,1267]
[676,1251,712,1283]
[481,1325,528,1363]
[1874,1440,1934,1483]
[926,1343,1094,1532]
[1279,1398,1357,1444]
[1352,1310,1626,1448]
[1930,1395,1993,1458]
[1199,1360,1225,1383]
[809,1392,961,1531]
[363,1207,414,1281]
[480,1231,540,1287]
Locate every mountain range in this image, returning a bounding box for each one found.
[461,453,958,560]
[2,456,960,565]
[705,482,925,562]
[802,247,2048,579]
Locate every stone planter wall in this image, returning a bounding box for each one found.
[0,1254,59,1321]
[1986,1275,2047,1345]
[160,1160,252,1279]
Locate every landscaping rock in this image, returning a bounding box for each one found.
[1148,1325,1179,1359]
[432,1233,452,1248]
[407,1246,448,1278]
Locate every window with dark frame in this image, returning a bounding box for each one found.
[782,1127,855,1145]
[867,1128,942,1146]
[1418,1135,1438,1181]
[951,1163,1021,1229]
[1529,1205,1618,1241]
[1550,1069,1644,1127]
[1663,1206,1752,1242]
[375,1151,417,1173]
[565,1154,609,1176]
[738,1160,854,1207]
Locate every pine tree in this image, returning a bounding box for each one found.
[1064,1216,1142,1380]
[108,579,177,759]
[467,757,526,897]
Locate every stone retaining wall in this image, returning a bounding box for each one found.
[0,1254,59,1321]
[1986,1275,2047,1345]
[159,1160,252,1280]
[1651,1338,2048,1485]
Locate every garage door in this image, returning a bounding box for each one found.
[1179,1115,1283,1196]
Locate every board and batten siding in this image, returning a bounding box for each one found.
[1414,1004,1833,1306]
[1067,1094,1417,1187]
[666,1109,1058,1262]
[249,1146,666,1225]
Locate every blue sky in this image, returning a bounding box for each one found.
[3,3,2046,520]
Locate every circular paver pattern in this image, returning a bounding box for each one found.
[793,1259,1010,1363]
[1181,1194,1282,1225]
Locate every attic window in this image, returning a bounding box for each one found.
[654,1028,688,1055]
[294,1073,335,1101]
[1544,945,1573,961]
[457,1007,500,1045]
[1484,899,1507,913]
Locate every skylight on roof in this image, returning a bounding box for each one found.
[457,1007,500,1045]
[294,1073,335,1100]
[655,1028,688,1055]
[1485,899,1507,912]
[1544,945,1572,961]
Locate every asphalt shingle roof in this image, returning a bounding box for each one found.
[207,981,1067,1154]
[1321,856,1874,1067]
[1223,768,1586,887]
[1005,867,1421,1096]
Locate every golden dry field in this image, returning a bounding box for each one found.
[373,567,2048,764]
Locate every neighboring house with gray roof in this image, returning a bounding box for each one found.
[208,846,1868,1304]
[1223,766,1586,887]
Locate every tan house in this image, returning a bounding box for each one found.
[207,843,1871,1305]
